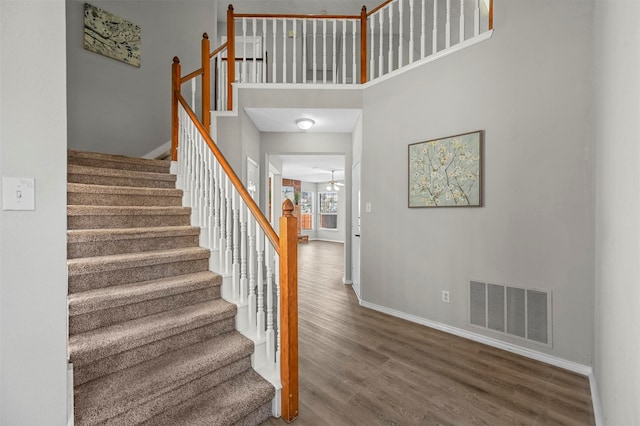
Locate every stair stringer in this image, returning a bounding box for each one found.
[172,161,282,418]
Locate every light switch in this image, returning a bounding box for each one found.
[365,202,372,213]
[3,177,35,210]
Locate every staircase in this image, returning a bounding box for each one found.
[67,150,274,425]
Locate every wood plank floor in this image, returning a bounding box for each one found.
[262,241,594,426]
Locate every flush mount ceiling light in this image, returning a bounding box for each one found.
[296,118,315,131]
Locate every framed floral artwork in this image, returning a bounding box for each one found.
[84,3,141,67]
[408,130,483,208]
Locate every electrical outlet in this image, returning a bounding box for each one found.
[441,290,450,303]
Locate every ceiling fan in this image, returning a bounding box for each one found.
[326,170,345,191]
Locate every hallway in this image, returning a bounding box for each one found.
[263,241,594,425]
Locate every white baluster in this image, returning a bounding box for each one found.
[262,19,267,83]
[248,215,257,335]
[292,19,297,83]
[460,0,465,43]
[342,20,347,84]
[474,0,480,36]
[322,20,327,83]
[332,19,337,83]
[446,0,451,48]
[190,78,196,110]
[208,152,218,251]
[433,0,439,54]
[399,0,404,67]
[240,204,248,303]
[313,20,317,83]
[201,148,210,249]
[282,19,287,83]
[265,244,275,365]
[213,158,223,253]
[252,19,257,83]
[369,16,375,80]
[352,20,357,83]
[272,20,277,82]
[409,0,414,64]
[232,188,240,301]
[218,164,226,274]
[256,227,265,338]
[225,177,233,276]
[302,20,307,83]
[388,5,393,74]
[421,0,426,58]
[242,18,247,83]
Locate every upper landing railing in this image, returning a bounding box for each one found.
[179,0,493,121]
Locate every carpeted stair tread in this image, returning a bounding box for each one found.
[68,271,221,316]
[68,205,189,217]
[74,331,254,425]
[69,299,236,366]
[67,226,200,244]
[67,246,209,276]
[67,226,201,258]
[145,369,275,426]
[68,164,176,189]
[68,150,171,174]
[67,183,183,206]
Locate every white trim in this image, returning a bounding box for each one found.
[310,237,343,243]
[143,140,171,159]
[342,276,353,285]
[589,372,603,426]
[359,299,593,376]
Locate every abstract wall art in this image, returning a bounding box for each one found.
[409,130,483,208]
[83,3,141,67]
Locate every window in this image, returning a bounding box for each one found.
[319,191,338,229]
[300,191,313,230]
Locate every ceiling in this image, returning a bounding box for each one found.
[218,0,382,17]
[245,108,361,133]
[278,155,345,183]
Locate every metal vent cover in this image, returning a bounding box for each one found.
[469,280,552,346]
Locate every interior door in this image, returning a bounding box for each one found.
[351,161,361,299]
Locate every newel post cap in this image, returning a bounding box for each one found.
[282,199,295,217]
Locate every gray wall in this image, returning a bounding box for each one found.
[593,0,640,423]
[66,0,216,156]
[360,0,594,365]
[0,1,69,424]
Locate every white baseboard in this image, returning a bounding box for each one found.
[143,141,171,159]
[359,299,593,376]
[588,372,603,426]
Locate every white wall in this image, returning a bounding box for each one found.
[593,0,640,423]
[0,1,69,424]
[361,0,594,365]
[66,0,217,156]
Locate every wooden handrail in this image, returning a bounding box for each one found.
[202,33,211,133]
[234,12,359,19]
[209,42,228,60]
[368,0,393,16]
[360,6,367,84]
[227,5,235,111]
[175,92,280,250]
[180,69,203,84]
[279,199,298,422]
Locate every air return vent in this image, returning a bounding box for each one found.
[469,280,552,346]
